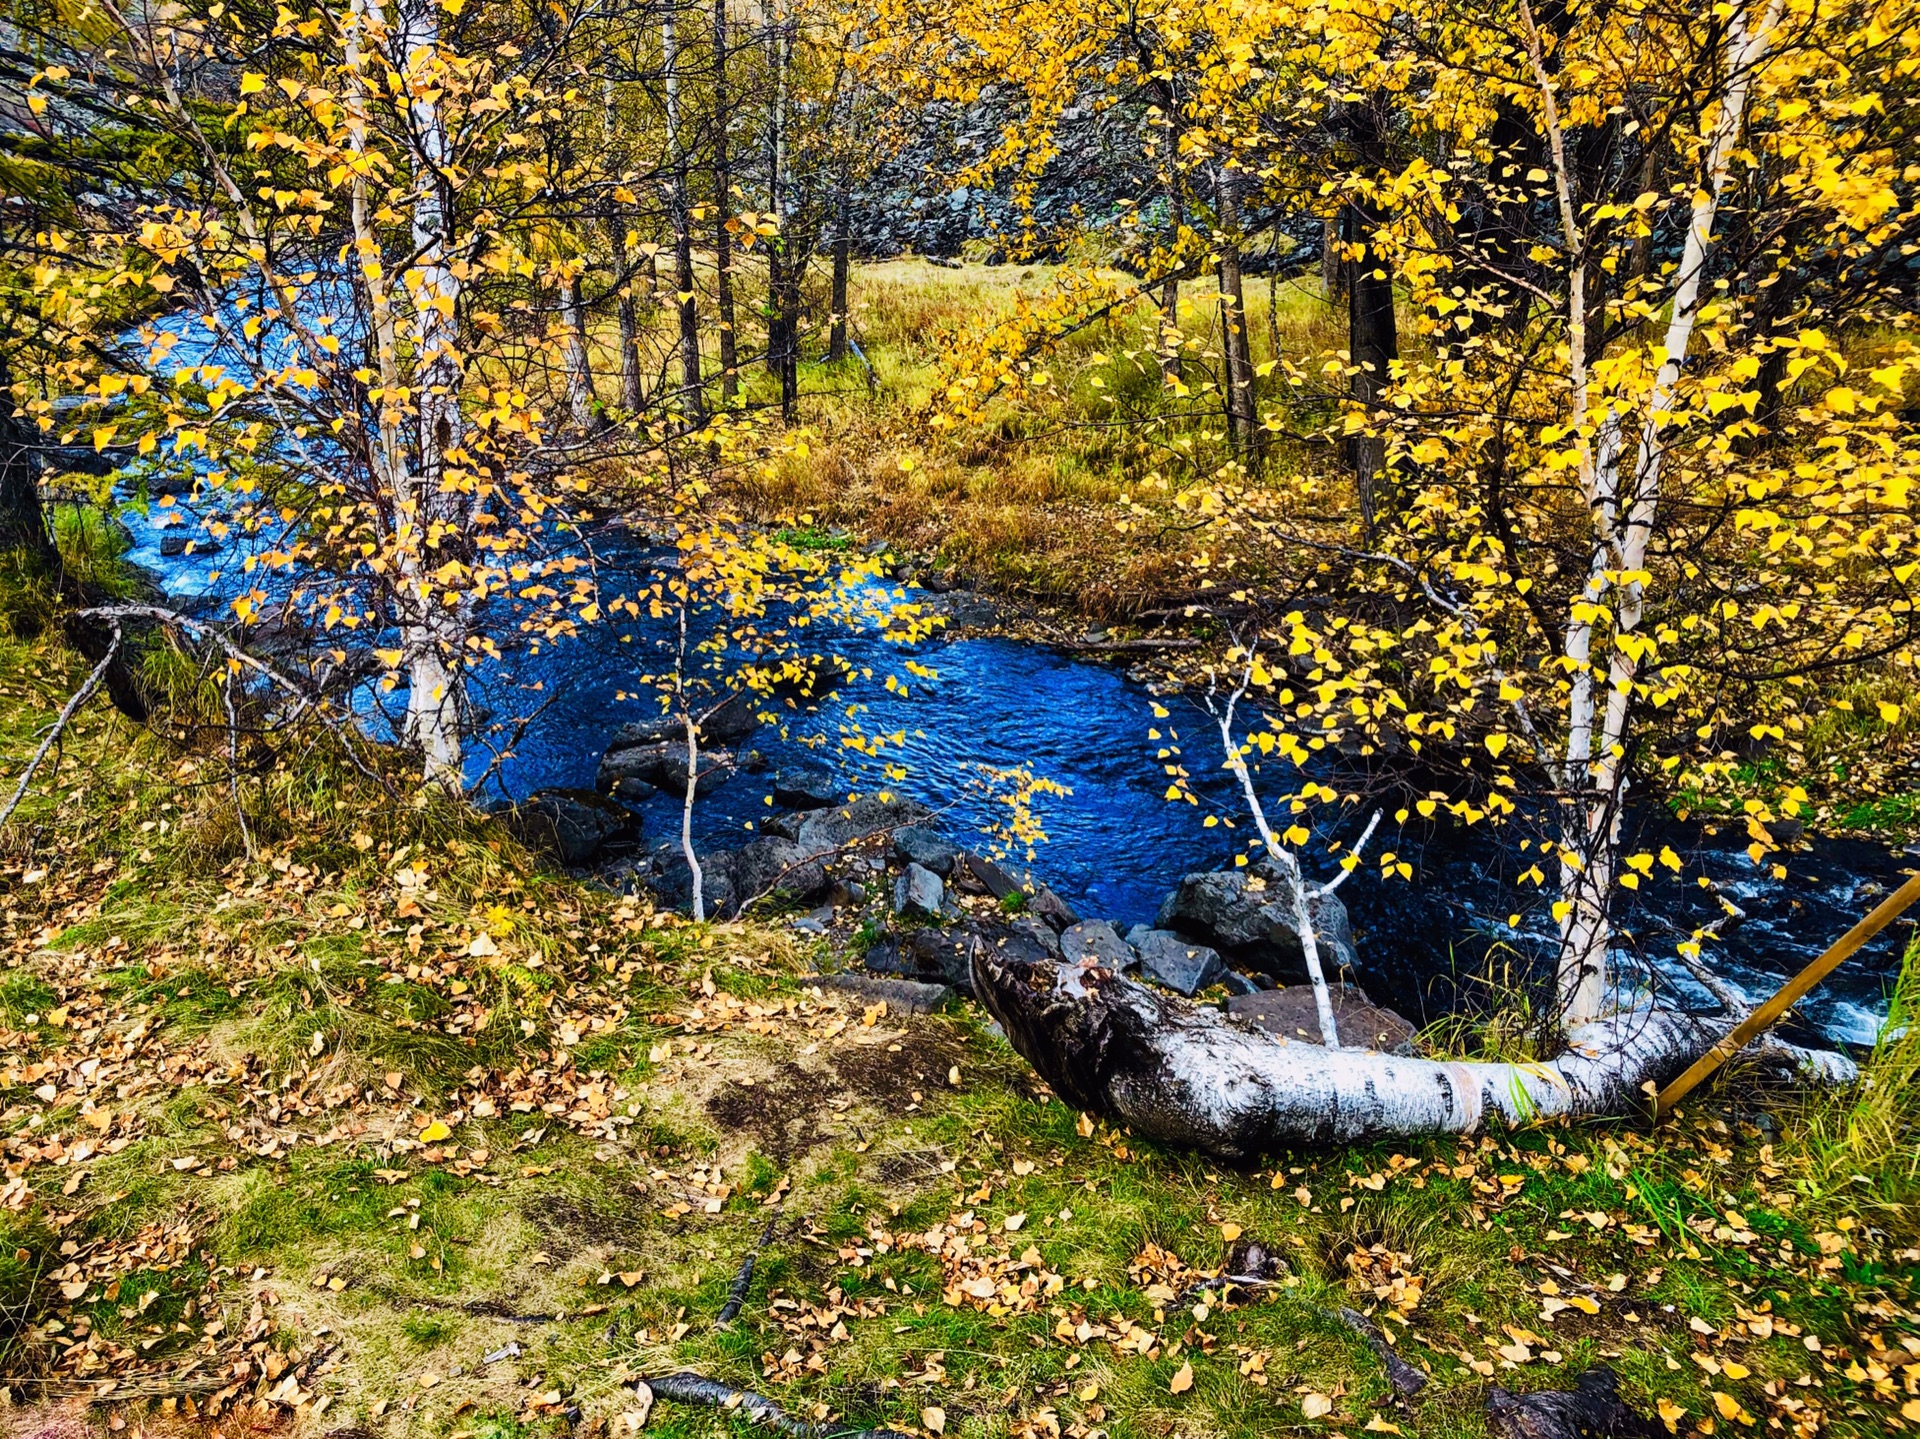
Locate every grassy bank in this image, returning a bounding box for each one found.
[630,256,1342,618]
[0,631,1915,1439]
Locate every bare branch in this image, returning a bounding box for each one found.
[0,623,121,830]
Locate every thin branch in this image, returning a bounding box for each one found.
[1311,810,1382,899]
[0,623,120,830]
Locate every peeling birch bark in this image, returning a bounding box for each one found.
[971,952,1853,1155]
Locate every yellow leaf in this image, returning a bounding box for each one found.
[240,72,265,94]
[1301,1393,1333,1419]
[1657,1397,1687,1433]
[1221,1222,1242,1242]
[1169,1362,1194,1395]
[1878,700,1902,724]
[922,1408,945,1434]
[1485,732,1509,758]
[420,1121,452,1143]
[1364,1418,1401,1435]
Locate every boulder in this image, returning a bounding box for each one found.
[731,837,829,907]
[894,862,945,917]
[761,653,853,701]
[596,740,735,797]
[1128,928,1226,996]
[892,825,960,877]
[1060,920,1134,970]
[1008,914,1063,958]
[610,776,656,803]
[1029,886,1080,932]
[953,851,1020,899]
[502,788,638,867]
[1226,985,1416,1053]
[771,763,838,810]
[608,714,679,749]
[792,795,932,855]
[1155,866,1359,982]
[694,689,761,745]
[863,916,1060,994]
[866,926,972,990]
[639,844,740,919]
[598,740,672,789]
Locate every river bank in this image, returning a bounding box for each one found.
[0,627,1914,1438]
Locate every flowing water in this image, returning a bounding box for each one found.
[118,500,1912,1048]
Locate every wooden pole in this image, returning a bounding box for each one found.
[1654,866,1920,1118]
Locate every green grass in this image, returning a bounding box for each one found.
[0,612,1913,1439]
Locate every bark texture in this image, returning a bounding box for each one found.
[970,952,1851,1156]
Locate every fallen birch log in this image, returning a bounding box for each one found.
[970,952,1855,1155]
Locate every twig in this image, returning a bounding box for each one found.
[1312,810,1383,900]
[1333,1305,1428,1398]
[641,1371,915,1439]
[716,1217,777,1326]
[223,666,256,860]
[0,622,120,830]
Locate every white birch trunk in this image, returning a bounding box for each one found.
[399,0,466,786]
[973,952,1854,1155]
[1552,0,1783,1024]
[676,605,705,921]
[1213,657,1343,1048]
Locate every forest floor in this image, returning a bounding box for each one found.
[0,634,1917,1439]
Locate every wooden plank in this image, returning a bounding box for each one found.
[1654,866,1920,1118]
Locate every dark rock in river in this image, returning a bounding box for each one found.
[596,740,736,796]
[770,763,837,810]
[158,533,218,558]
[695,689,761,745]
[1127,928,1226,996]
[893,825,960,876]
[503,788,638,867]
[953,851,1019,898]
[789,795,932,855]
[1226,985,1416,1053]
[1060,919,1133,970]
[1155,865,1359,982]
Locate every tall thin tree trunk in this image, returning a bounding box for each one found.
[712,0,738,404]
[1344,99,1398,539]
[1215,167,1256,461]
[1321,214,1345,303]
[603,76,645,415]
[607,215,645,413]
[771,3,798,422]
[1551,0,1783,1026]
[1160,171,1183,382]
[663,1,704,424]
[1267,266,1281,367]
[829,185,851,362]
[561,267,597,432]
[0,352,51,561]
[399,0,466,786]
